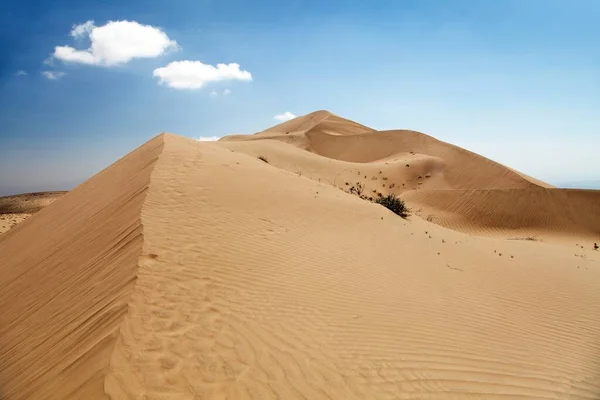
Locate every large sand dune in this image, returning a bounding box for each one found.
[1,112,600,399]
[0,137,162,399]
[222,111,552,191]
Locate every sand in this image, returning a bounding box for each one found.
[404,188,600,242]
[0,138,162,399]
[0,191,65,234]
[1,111,600,399]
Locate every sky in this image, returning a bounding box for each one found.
[1,0,599,195]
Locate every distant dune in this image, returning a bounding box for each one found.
[1,111,599,399]
[0,191,66,234]
[222,110,551,188]
[221,111,599,242]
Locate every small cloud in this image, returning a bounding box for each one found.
[51,20,178,66]
[210,90,218,96]
[222,88,231,95]
[273,111,296,122]
[15,70,27,76]
[70,20,95,38]
[194,136,220,141]
[153,60,252,90]
[41,71,66,80]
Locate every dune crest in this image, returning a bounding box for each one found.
[2,112,600,399]
[0,136,163,399]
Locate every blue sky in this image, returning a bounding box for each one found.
[1,0,599,195]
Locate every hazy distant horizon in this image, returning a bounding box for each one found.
[555,180,600,190]
[0,179,83,197]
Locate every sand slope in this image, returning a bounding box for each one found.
[404,188,600,241]
[0,192,66,234]
[108,135,600,399]
[0,137,162,399]
[2,113,600,399]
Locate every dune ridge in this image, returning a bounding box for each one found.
[0,136,163,399]
[220,111,375,151]
[107,134,600,399]
[1,112,600,399]
[260,110,375,136]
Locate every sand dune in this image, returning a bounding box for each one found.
[404,188,600,241]
[223,111,553,191]
[260,110,375,136]
[0,137,162,399]
[1,112,600,399]
[0,191,66,234]
[305,128,551,189]
[221,111,374,151]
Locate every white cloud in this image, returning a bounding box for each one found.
[15,70,27,76]
[153,61,252,89]
[210,90,218,96]
[222,88,231,95]
[52,20,178,66]
[273,111,297,122]
[41,71,66,80]
[70,20,95,38]
[194,136,220,141]
[54,47,96,64]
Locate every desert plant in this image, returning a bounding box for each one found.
[349,181,365,197]
[342,183,409,219]
[509,236,539,242]
[258,155,269,163]
[375,194,409,218]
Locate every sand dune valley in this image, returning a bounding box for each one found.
[2,110,600,399]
